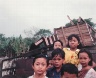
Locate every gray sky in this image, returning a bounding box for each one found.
[0,0,96,37]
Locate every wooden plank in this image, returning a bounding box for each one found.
[64,27,78,32]
[77,23,85,46]
[54,23,96,47]
[61,27,67,45]
[57,34,64,37]
[58,37,67,46]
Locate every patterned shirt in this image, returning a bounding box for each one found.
[63,48,80,66]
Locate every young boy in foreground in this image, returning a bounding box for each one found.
[28,54,49,78]
[47,48,65,78]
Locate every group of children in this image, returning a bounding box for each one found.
[28,34,96,78]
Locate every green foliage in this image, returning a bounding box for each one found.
[84,18,96,28]
[34,29,52,41]
[65,19,78,27]
[65,18,96,28]
[0,29,52,57]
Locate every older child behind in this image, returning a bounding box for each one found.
[47,40,63,58]
[53,40,63,49]
[78,48,96,78]
[61,63,78,78]
[47,48,65,78]
[28,54,49,78]
[63,34,82,66]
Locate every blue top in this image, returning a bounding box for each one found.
[47,67,61,78]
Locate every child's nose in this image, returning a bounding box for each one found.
[39,64,42,68]
[55,60,59,62]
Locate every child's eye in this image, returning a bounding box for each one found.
[36,63,39,65]
[57,58,62,60]
[42,64,46,66]
[84,58,87,60]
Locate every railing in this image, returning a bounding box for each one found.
[0,46,53,77]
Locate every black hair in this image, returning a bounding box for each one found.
[78,48,93,66]
[61,63,78,77]
[32,54,49,66]
[52,48,65,59]
[67,34,82,49]
[47,56,52,61]
[53,40,63,47]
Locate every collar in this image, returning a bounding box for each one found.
[67,48,80,52]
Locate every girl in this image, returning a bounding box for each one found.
[28,54,49,78]
[53,40,63,49]
[63,34,82,66]
[47,40,63,57]
[78,48,96,78]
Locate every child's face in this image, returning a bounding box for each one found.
[32,58,47,75]
[61,72,77,78]
[69,37,79,49]
[47,60,53,69]
[54,41,62,49]
[52,55,64,68]
[79,52,91,67]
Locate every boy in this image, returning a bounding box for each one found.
[61,63,78,78]
[47,48,65,78]
[28,54,49,78]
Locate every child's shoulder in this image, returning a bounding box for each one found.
[88,68,96,73]
[85,68,96,78]
[47,67,55,72]
[47,67,56,77]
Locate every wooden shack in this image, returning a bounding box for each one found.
[54,17,96,47]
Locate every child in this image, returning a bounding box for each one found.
[47,40,63,57]
[53,40,63,49]
[61,63,78,78]
[28,54,49,78]
[47,48,65,78]
[78,48,96,78]
[47,57,53,69]
[63,34,82,66]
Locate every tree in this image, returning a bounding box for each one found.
[84,18,96,28]
[34,29,52,41]
[65,19,78,27]
[24,28,52,42]
[65,18,96,28]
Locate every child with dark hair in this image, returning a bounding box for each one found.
[47,48,65,78]
[53,40,63,49]
[78,48,96,78]
[47,40,63,58]
[47,57,53,69]
[28,54,49,78]
[61,63,78,78]
[63,34,82,66]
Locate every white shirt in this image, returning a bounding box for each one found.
[84,68,96,78]
[28,75,48,78]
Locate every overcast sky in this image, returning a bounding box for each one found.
[0,0,96,37]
